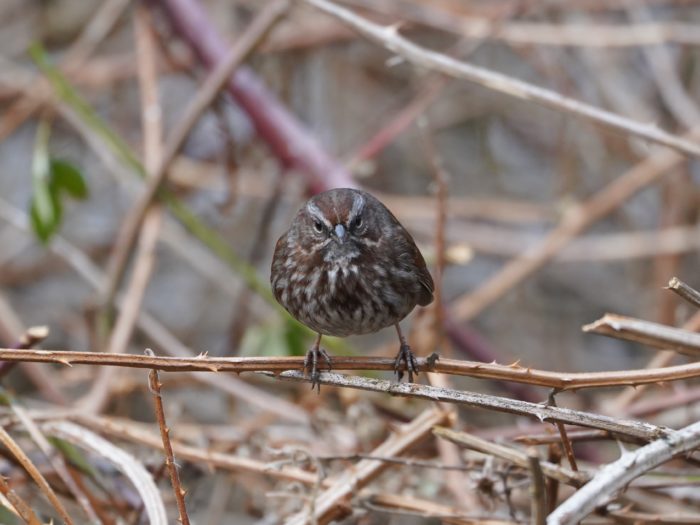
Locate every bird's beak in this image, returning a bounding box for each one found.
[334,224,346,241]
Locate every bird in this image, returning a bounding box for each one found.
[270,188,434,390]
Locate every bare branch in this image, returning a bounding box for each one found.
[275,371,669,442]
[611,309,700,411]
[432,427,585,487]
[0,475,42,525]
[101,0,290,309]
[667,276,700,310]
[548,420,700,525]
[285,408,450,525]
[44,421,168,525]
[3,347,700,392]
[147,351,190,525]
[303,0,700,158]
[527,448,546,525]
[583,313,700,357]
[0,426,74,524]
[157,0,355,191]
[451,127,699,321]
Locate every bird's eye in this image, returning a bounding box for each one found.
[352,216,362,230]
[313,220,324,233]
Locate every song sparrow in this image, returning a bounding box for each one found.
[270,188,434,389]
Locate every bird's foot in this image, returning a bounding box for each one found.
[393,342,419,383]
[303,345,332,393]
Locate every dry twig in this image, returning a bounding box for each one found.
[276,371,668,442]
[667,276,700,310]
[527,448,546,525]
[303,0,700,158]
[146,350,190,525]
[0,425,74,524]
[157,0,354,191]
[0,474,42,525]
[101,0,290,311]
[611,307,700,411]
[4,347,700,392]
[548,420,700,525]
[83,3,166,414]
[432,427,585,487]
[584,313,700,357]
[285,408,450,525]
[0,198,309,423]
[11,403,99,522]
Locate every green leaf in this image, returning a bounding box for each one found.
[31,119,51,216]
[284,318,309,357]
[50,159,88,199]
[49,437,99,478]
[30,119,61,244]
[29,183,63,244]
[0,389,13,406]
[0,505,18,524]
[28,119,87,243]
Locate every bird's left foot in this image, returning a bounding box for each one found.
[393,343,419,383]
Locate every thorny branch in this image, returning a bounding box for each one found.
[2,347,700,391]
[147,350,191,525]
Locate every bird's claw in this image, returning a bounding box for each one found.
[393,343,419,383]
[303,346,332,393]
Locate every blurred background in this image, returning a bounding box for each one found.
[1,0,700,523]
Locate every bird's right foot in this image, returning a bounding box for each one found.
[393,342,419,383]
[303,345,332,393]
